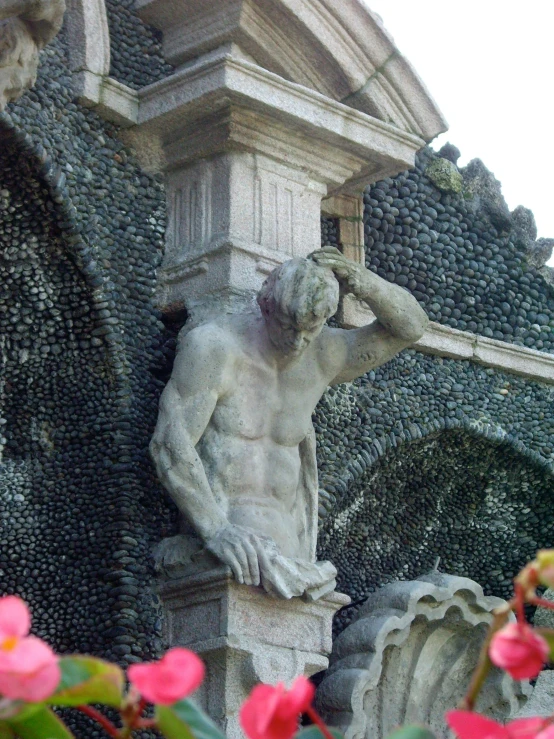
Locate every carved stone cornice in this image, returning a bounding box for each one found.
[136,0,447,141]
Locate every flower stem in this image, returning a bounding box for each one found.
[515,583,526,624]
[530,596,554,611]
[306,706,335,739]
[459,605,511,711]
[77,706,121,739]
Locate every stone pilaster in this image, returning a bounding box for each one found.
[159,567,349,739]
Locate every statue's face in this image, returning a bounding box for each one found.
[265,311,325,356]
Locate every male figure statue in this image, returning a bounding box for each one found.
[151,246,428,599]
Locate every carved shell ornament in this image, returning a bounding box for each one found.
[316,571,530,739]
[0,0,65,110]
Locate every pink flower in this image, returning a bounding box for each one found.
[489,623,550,680]
[240,676,315,739]
[127,647,204,705]
[0,595,60,702]
[447,710,554,739]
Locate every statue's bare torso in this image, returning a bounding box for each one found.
[188,313,331,558]
[151,247,429,598]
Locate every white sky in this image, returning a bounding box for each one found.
[366,1,554,267]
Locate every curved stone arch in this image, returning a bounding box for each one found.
[65,0,110,77]
[0,111,126,380]
[316,572,530,739]
[316,417,554,610]
[136,0,447,141]
[320,414,554,520]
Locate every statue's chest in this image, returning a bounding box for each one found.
[225,358,321,443]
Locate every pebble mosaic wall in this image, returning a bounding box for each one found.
[1,2,553,695]
[0,28,177,691]
[314,350,554,630]
[325,145,554,352]
[105,0,174,90]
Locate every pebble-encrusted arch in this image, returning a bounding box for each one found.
[0,111,136,662]
[0,111,127,381]
[320,415,554,515]
[317,418,554,632]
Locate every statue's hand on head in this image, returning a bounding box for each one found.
[310,245,368,296]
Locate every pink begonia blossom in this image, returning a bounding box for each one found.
[447,710,554,739]
[240,676,315,739]
[0,595,60,702]
[128,647,205,705]
[489,623,550,680]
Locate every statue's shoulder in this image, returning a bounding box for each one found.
[176,318,240,358]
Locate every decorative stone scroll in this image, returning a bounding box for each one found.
[0,0,66,110]
[316,571,530,739]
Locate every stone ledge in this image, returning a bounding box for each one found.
[136,51,426,190]
[341,300,554,384]
[73,71,138,127]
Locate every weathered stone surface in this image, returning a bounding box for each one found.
[316,572,530,739]
[515,671,554,718]
[462,158,512,232]
[532,588,554,629]
[135,0,447,141]
[0,0,65,110]
[425,156,463,193]
[158,565,349,738]
[151,249,428,598]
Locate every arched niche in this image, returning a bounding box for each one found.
[0,118,124,657]
[317,424,554,609]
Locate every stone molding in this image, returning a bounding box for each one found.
[66,0,110,77]
[65,0,138,126]
[135,0,447,141]
[136,50,425,192]
[341,301,554,385]
[418,323,554,384]
[316,572,530,739]
[72,70,138,127]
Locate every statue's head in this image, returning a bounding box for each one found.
[257,257,339,356]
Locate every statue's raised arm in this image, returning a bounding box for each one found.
[151,250,428,600]
[310,245,429,385]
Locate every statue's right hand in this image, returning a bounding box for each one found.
[205,524,277,588]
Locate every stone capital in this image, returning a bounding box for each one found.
[135,50,425,192]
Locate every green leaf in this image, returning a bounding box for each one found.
[536,628,554,661]
[0,722,14,739]
[385,727,437,739]
[48,656,124,708]
[296,727,344,739]
[156,699,226,739]
[8,707,74,739]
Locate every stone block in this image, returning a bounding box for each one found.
[158,566,349,738]
[135,0,447,141]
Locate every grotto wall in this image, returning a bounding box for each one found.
[318,145,554,630]
[0,16,177,678]
[1,0,553,703]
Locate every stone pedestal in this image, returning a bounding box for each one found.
[158,566,349,738]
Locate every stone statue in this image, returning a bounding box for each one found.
[151,246,429,599]
[0,0,66,111]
